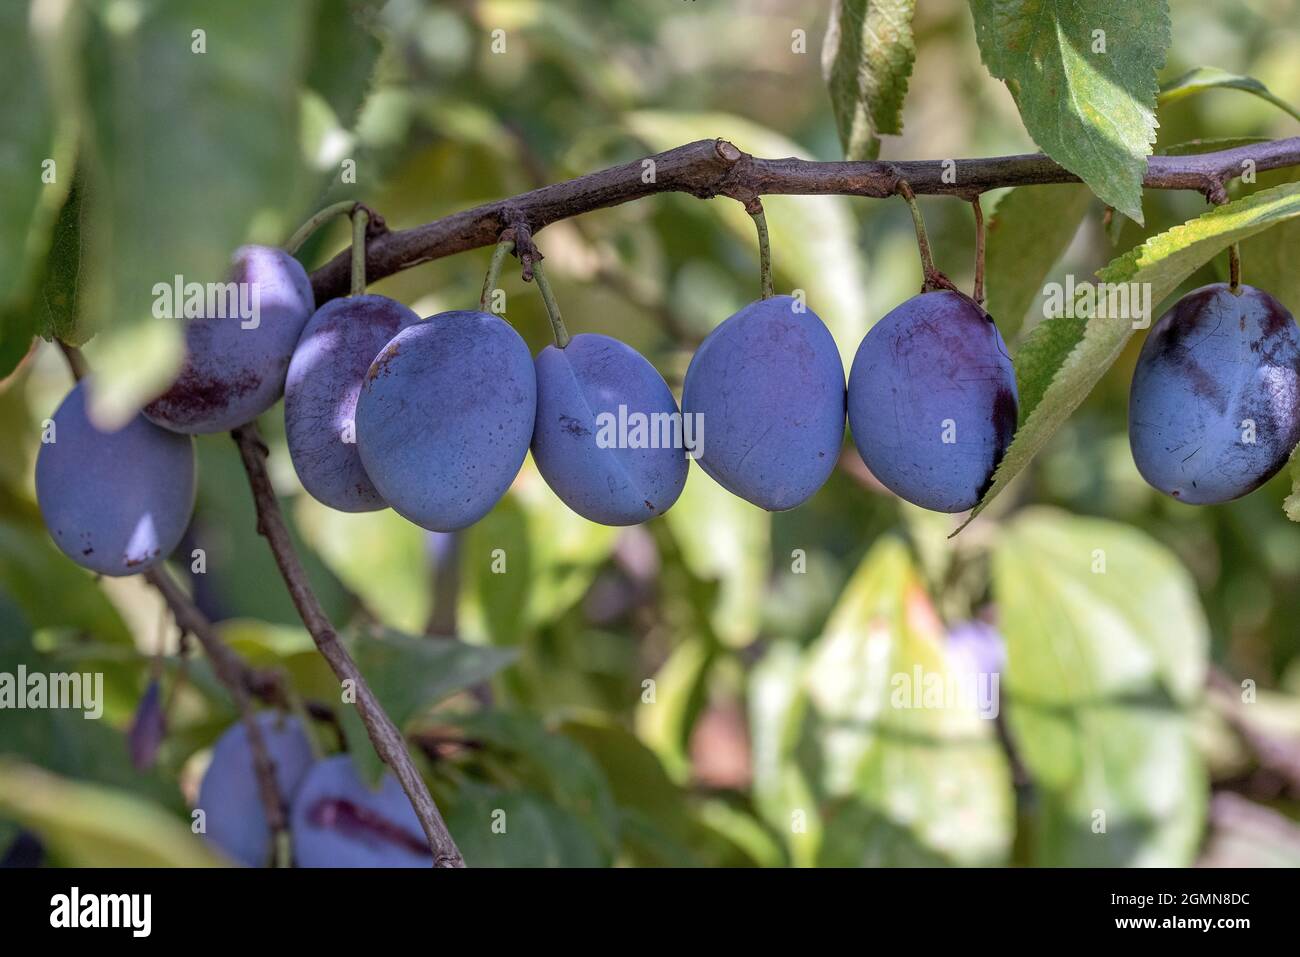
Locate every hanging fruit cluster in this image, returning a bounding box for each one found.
[34,189,1299,579]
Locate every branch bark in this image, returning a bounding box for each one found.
[310,136,1300,303]
[230,424,465,868]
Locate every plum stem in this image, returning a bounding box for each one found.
[746,200,775,300]
[532,259,571,348]
[897,181,955,293]
[971,197,986,305]
[284,200,357,256]
[349,207,369,296]
[480,235,515,313]
[1208,186,1244,295]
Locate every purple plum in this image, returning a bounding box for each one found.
[36,380,196,576]
[144,245,315,433]
[532,333,688,524]
[1129,283,1300,504]
[284,294,420,511]
[681,295,846,510]
[848,291,1017,512]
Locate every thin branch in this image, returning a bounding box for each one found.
[144,566,291,862]
[143,567,285,705]
[309,136,1300,303]
[230,424,465,868]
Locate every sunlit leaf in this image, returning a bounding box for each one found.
[804,538,1012,865]
[822,0,917,160]
[968,0,1170,223]
[992,508,1208,865]
[663,465,770,647]
[1159,66,1300,123]
[635,635,715,781]
[0,760,222,867]
[294,497,431,634]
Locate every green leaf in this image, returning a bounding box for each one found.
[438,710,620,850]
[664,465,770,647]
[561,716,770,867]
[294,498,432,635]
[984,185,1093,341]
[1284,443,1300,522]
[822,0,917,160]
[562,718,686,820]
[1012,315,1086,427]
[627,111,870,369]
[460,465,619,646]
[0,0,78,376]
[748,641,819,866]
[1159,66,1300,123]
[32,177,87,345]
[1236,168,1300,318]
[0,628,176,807]
[78,0,314,424]
[444,783,608,867]
[0,519,130,643]
[968,0,1170,223]
[694,798,786,868]
[336,629,516,783]
[803,537,1013,866]
[961,181,1300,530]
[0,760,223,867]
[0,1,73,306]
[307,0,383,126]
[1158,136,1271,156]
[992,508,1208,865]
[461,492,531,645]
[635,636,715,782]
[514,468,619,627]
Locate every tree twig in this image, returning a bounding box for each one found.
[309,136,1300,303]
[230,424,465,868]
[144,566,291,862]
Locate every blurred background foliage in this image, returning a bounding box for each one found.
[2,0,1300,867]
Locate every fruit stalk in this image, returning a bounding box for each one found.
[896,180,952,293]
[480,235,515,312]
[531,259,571,348]
[285,200,359,257]
[350,207,369,297]
[746,199,775,300]
[231,424,466,867]
[971,197,986,305]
